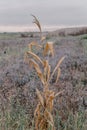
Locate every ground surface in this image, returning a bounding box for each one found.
[0,30,87,129]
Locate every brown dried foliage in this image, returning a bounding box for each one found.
[43,42,54,57]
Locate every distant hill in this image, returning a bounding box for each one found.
[48,26,87,36]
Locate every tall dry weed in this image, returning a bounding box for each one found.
[25,15,65,130]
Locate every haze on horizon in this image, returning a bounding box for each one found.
[0,0,87,32]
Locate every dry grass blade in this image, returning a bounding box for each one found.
[55,90,64,97]
[46,109,54,124]
[41,36,46,42]
[28,41,42,51]
[50,56,65,81]
[29,59,45,85]
[47,65,51,83]
[34,103,41,117]
[36,88,44,106]
[47,120,54,127]
[32,14,42,33]
[43,43,49,56]
[26,51,43,65]
[55,67,61,83]
[46,91,55,112]
[28,41,37,51]
[43,60,51,82]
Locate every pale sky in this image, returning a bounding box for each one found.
[0,0,87,32]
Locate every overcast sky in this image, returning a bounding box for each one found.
[0,0,87,31]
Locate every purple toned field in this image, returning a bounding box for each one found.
[0,28,87,129]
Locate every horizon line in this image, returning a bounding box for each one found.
[0,25,87,32]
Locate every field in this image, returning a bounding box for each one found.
[0,28,87,130]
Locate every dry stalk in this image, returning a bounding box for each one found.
[25,15,65,130]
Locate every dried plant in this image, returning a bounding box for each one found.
[25,15,65,130]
